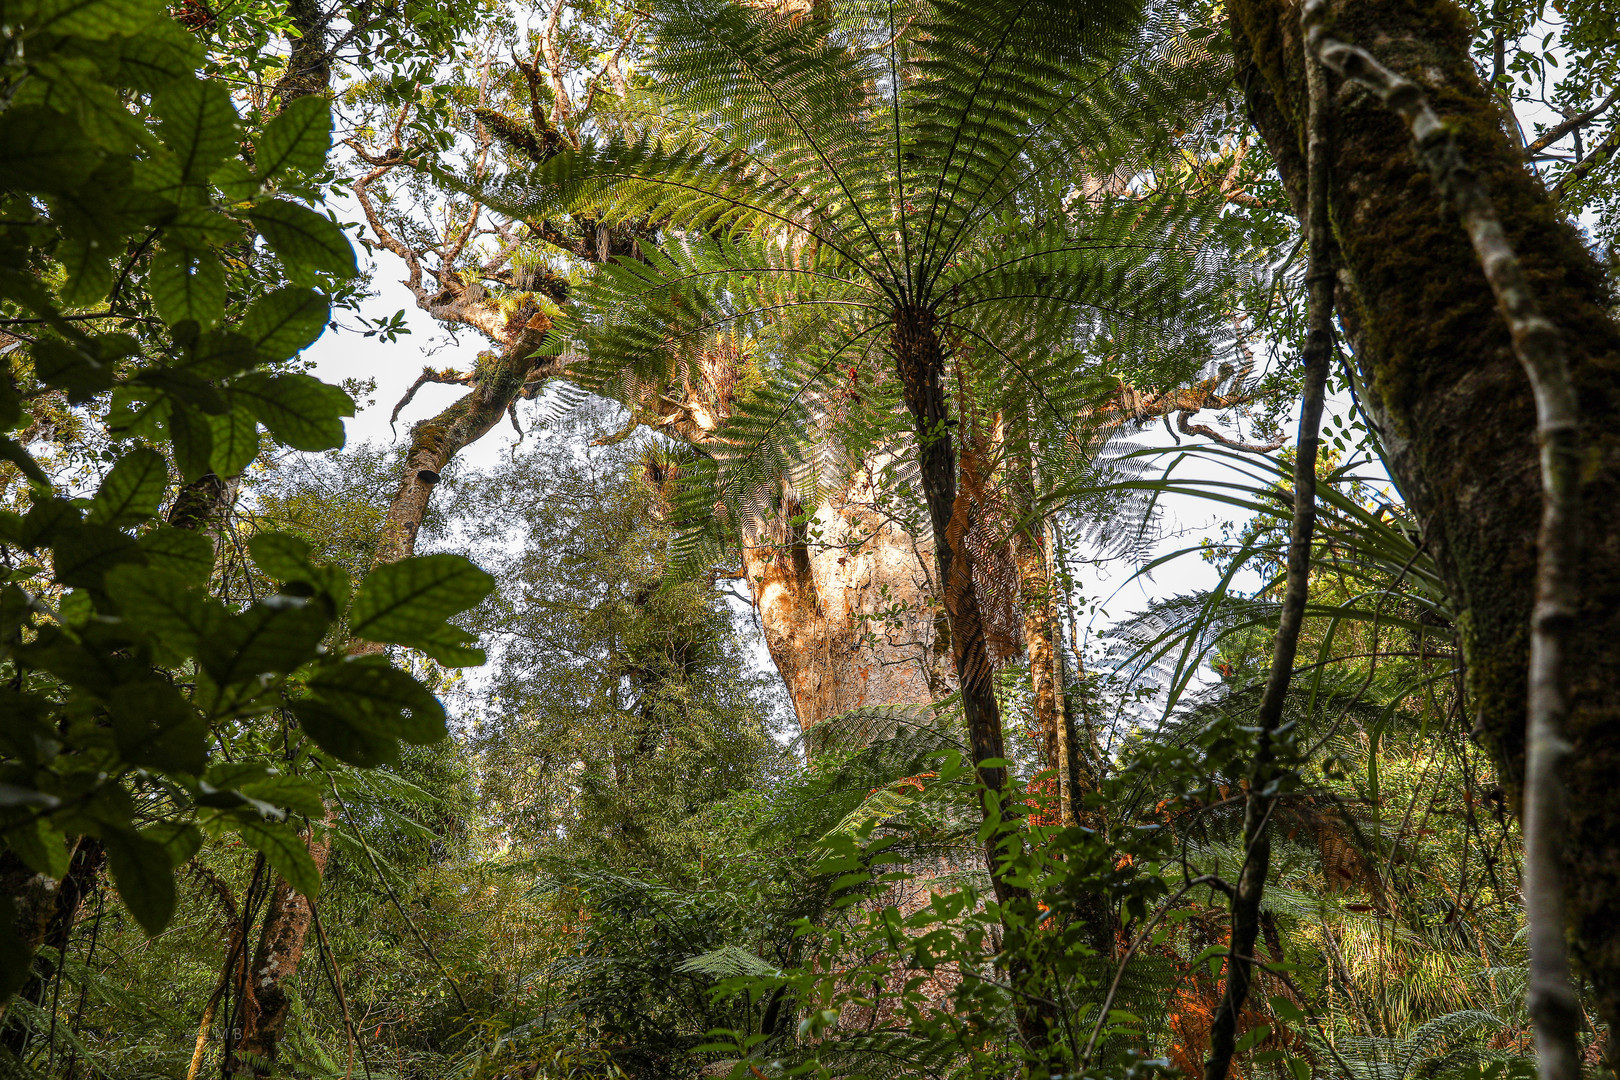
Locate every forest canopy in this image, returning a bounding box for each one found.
[2,0,1620,1078]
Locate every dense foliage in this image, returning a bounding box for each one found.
[3,0,1620,1078]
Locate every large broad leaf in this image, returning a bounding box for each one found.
[228,815,320,897]
[237,774,325,819]
[197,595,329,686]
[103,828,176,936]
[51,524,143,588]
[350,554,494,652]
[7,818,70,880]
[86,448,167,527]
[248,200,357,279]
[11,0,165,40]
[106,565,212,657]
[166,404,214,482]
[153,78,240,185]
[0,437,50,488]
[293,698,399,768]
[256,97,331,180]
[0,107,100,194]
[19,57,145,154]
[30,338,114,402]
[404,623,486,667]
[107,680,207,773]
[138,527,215,584]
[239,287,329,361]
[150,248,226,328]
[248,531,314,581]
[231,372,351,451]
[305,659,447,744]
[116,18,205,90]
[206,405,262,475]
[182,329,259,378]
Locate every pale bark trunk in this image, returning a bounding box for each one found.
[743,476,946,735]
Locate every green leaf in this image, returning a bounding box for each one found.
[31,338,115,403]
[1269,995,1306,1026]
[237,775,325,819]
[138,527,214,585]
[256,97,332,180]
[239,287,329,361]
[107,680,207,772]
[212,159,259,203]
[0,437,51,488]
[103,828,175,936]
[294,698,399,767]
[197,596,328,686]
[154,78,240,184]
[51,524,143,588]
[166,405,214,482]
[350,554,494,650]
[11,0,165,40]
[183,329,259,379]
[116,17,205,90]
[150,248,226,329]
[206,405,261,475]
[16,58,145,154]
[306,660,447,744]
[0,106,100,194]
[229,816,320,896]
[1234,1025,1271,1055]
[0,898,32,1002]
[160,206,239,251]
[87,448,167,527]
[106,565,212,655]
[148,821,202,867]
[7,818,70,880]
[232,372,351,451]
[406,623,486,667]
[247,200,357,279]
[248,531,313,581]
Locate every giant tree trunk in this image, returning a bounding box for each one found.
[1227,0,1620,1032]
[743,474,947,734]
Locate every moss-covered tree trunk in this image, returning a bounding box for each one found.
[1228,0,1620,1032]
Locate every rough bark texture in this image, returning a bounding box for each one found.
[1228,0,1620,1032]
[230,834,332,1075]
[742,474,946,734]
[892,309,1011,811]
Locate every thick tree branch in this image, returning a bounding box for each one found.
[1526,85,1620,156]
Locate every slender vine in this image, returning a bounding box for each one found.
[1202,7,1336,1078]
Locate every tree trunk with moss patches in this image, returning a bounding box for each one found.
[228,835,332,1076]
[1228,0,1620,1033]
[377,317,558,568]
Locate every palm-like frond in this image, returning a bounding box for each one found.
[450,0,1244,568]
